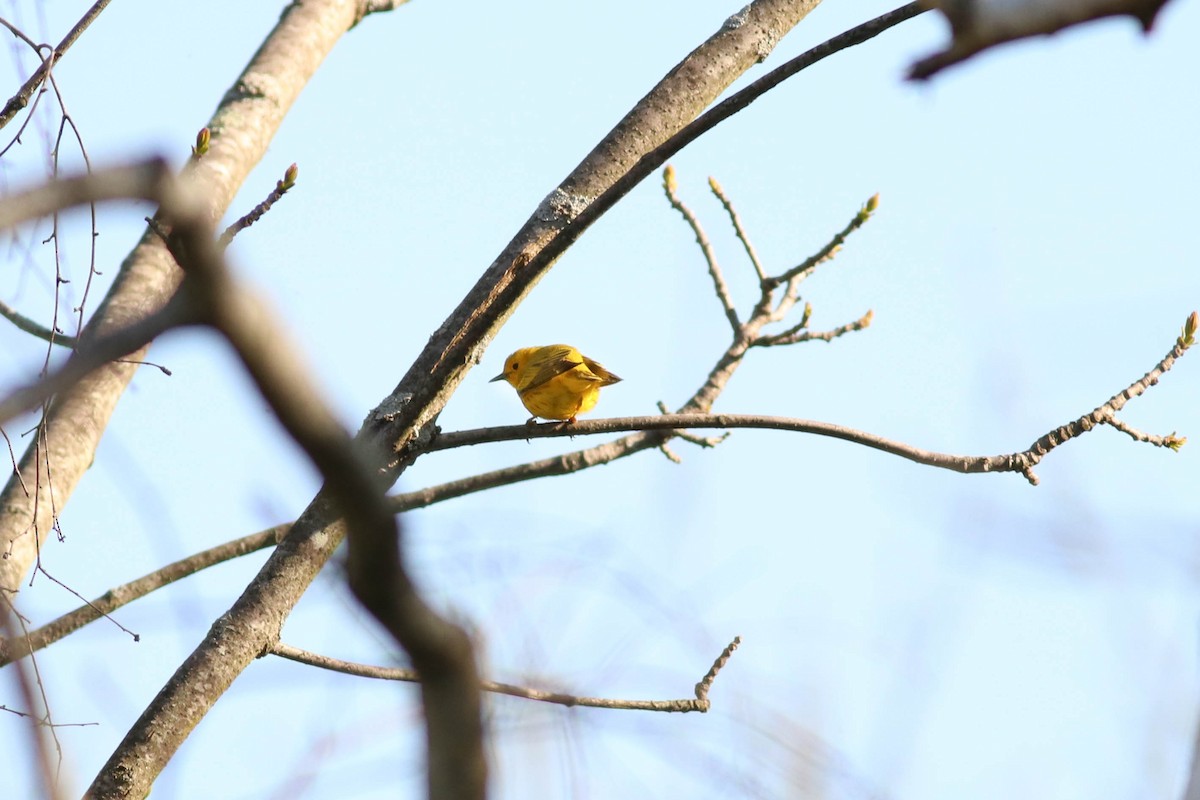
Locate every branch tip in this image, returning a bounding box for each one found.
[278,162,298,192]
[662,164,677,194]
[695,635,741,702]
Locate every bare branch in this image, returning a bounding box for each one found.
[401,409,1074,483]
[0,0,115,130]
[755,307,873,347]
[1,595,65,800]
[0,297,77,348]
[0,427,26,496]
[272,639,739,713]
[764,193,879,291]
[658,401,731,450]
[217,163,298,248]
[426,315,1193,487]
[709,177,767,283]
[0,524,287,666]
[663,165,740,332]
[1018,311,1195,476]
[695,636,741,703]
[0,290,193,428]
[0,78,480,800]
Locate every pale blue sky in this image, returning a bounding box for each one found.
[2,1,1198,798]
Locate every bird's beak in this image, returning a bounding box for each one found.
[489,372,506,383]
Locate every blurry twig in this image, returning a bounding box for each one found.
[0,298,76,348]
[909,0,1174,80]
[0,594,64,800]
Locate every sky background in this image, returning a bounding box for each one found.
[1,1,1199,798]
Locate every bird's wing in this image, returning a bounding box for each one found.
[582,356,622,386]
[523,346,593,391]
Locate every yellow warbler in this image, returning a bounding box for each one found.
[490,344,622,423]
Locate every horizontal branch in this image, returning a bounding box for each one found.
[430,313,1194,485]
[270,638,740,713]
[427,412,1035,475]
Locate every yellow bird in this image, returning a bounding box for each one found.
[490,344,622,423]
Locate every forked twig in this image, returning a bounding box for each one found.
[0,0,115,130]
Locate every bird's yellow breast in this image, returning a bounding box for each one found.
[518,367,602,421]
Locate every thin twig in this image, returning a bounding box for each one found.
[43,72,100,340]
[756,308,873,347]
[764,193,879,291]
[0,298,76,347]
[272,639,736,713]
[709,177,767,283]
[0,705,96,729]
[663,165,739,332]
[695,636,741,702]
[27,563,138,640]
[217,163,298,248]
[1,426,27,495]
[1020,312,1195,474]
[0,594,64,799]
[657,400,729,449]
[0,0,114,130]
[0,524,288,665]
[0,293,194,428]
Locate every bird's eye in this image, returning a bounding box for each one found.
[511,362,519,370]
